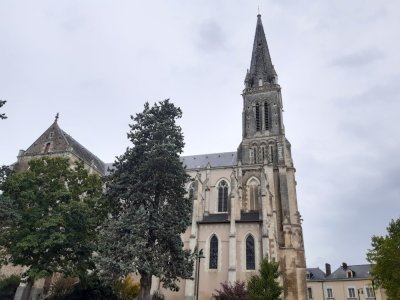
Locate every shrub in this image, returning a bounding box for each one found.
[152,290,165,300]
[213,281,249,300]
[113,276,140,300]
[47,274,117,300]
[0,275,20,300]
[49,276,79,298]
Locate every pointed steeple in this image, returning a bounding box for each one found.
[245,14,277,88]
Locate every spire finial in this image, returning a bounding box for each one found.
[55,113,59,123]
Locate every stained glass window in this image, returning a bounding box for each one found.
[218,180,228,212]
[246,235,255,270]
[209,235,218,269]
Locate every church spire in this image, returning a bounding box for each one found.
[245,14,277,88]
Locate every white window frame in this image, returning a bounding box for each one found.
[326,287,334,299]
[347,286,356,298]
[365,286,375,299]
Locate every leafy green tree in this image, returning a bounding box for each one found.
[96,100,193,300]
[247,257,283,300]
[0,157,105,280]
[367,218,400,300]
[0,100,6,119]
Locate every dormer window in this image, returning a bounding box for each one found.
[43,142,51,154]
[306,272,312,280]
[346,270,354,278]
[49,131,54,139]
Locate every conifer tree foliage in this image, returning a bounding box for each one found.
[96,100,193,300]
[247,257,283,300]
[367,218,400,300]
[0,157,105,280]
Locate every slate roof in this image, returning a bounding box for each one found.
[181,152,237,170]
[240,211,261,222]
[61,131,106,175]
[306,268,326,281]
[23,120,106,176]
[199,213,229,223]
[326,264,372,280]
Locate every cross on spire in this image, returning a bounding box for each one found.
[55,113,59,123]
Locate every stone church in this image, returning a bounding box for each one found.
[7,14,307,300]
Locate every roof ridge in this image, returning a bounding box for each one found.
[182,151,236,157]
[61,130,105,164]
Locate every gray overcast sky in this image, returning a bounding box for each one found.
[1,1,399,271]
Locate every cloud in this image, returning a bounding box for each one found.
[330,48,384,68]
[196,20,227,52]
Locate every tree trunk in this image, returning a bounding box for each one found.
[138,273,152,300]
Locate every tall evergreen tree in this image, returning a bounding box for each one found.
[247,257,283,300]
[96,100,193,300]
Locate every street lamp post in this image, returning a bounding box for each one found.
[195,248,205,300]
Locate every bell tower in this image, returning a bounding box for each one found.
[238,14,307,300]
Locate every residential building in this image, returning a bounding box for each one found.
[306,263,387,300]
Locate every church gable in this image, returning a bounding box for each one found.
[21,117,106,175]
[24,119,70,156]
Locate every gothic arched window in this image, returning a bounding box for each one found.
[264,102,270,130]
[217,180,228,212]
[247,178,259,211]
[255,103,261,131]
[268,145,275,163]
[209,235,218,269]
[260,144,267,163]
[246,235,255,270]
[188,182,195,200]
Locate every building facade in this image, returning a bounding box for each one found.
[306,263,387,300]
[5,14,307,300]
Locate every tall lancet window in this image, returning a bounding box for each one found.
[260,144,267,163]
[247,178,259,211]
[209,235,218,269]
[188,182,195,200]
[246,235,256,270]
[264,102,270,130]
[217,180,228,212]
[255,103,261,131]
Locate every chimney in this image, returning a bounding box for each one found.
[342,262,348,270]
[325,263,331,276]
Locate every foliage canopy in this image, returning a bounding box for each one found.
[96,100,193,300]
[0,157,105,279]
[367,218,400,300]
